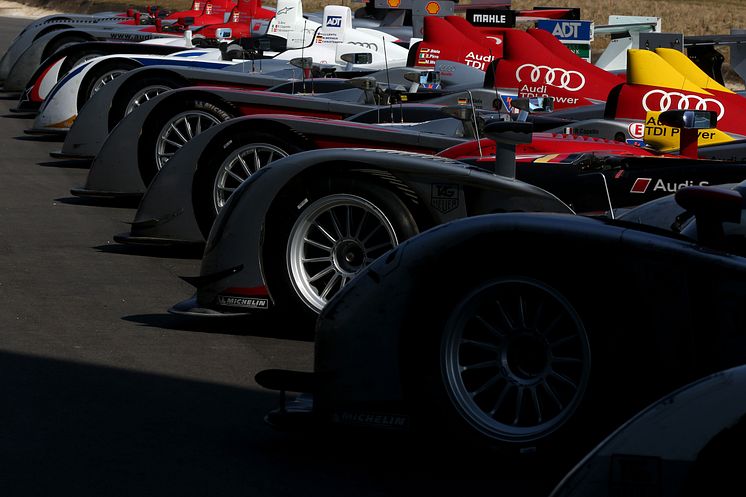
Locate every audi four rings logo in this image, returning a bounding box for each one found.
[515,64,585,91]
[348,41,379,51]
[642,89,725,120]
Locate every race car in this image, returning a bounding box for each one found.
[253,178,746,468]
[168,140,574,319]
[42,10,622,141]
[0,0,251,91]
[69,66,511,199]
[551,364,746,496]
[27,3,409,133]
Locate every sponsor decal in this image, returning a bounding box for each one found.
[486,36,503,45]
[276,6,293,15]
[431,184,459,213]
[626,139,646,147]
[425,1,440,15]
[630,177,709,194]
[464,51,494,70]
[325,15,343,27]
[516,64,585,92]
[644,116,718,140]
[334,411,409,429]
[387,0,400,7]
[110,33,156,41]
[205,3,212,14]
[628,122,645,139]
[630,177,652,193]
[466,9,516,27]
[348,41,378,50]
[536,20,593,42]
[642,89,725,121]
[218,295,269,309]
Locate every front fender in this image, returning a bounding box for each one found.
[75,90,166,197]
[192,149,572,312]
[5,30,71,92]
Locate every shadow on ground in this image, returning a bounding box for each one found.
[0,350,558,497]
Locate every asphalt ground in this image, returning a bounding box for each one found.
[0,17,560,496]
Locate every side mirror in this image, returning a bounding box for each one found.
[484,120,534,145]
[658,110,717,130]
[290,57,313,69]
[511,97,554,114]
[340,52,373,65]
[215,27,232,39]
[347,77,377,91]
[676,186,743,248]
[442,104,474,122]
[179,16,195,26]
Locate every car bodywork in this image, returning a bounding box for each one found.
[254,183,746,460]
[55,58,487,160]
[27,3,409,133]
[551,364,746,496]
[169,147,573,317]
[70,82,507,199]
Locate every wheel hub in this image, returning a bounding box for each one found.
[334,239,365,274]
[504,333,550,384]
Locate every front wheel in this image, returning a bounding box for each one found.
[265,178,418,320]
[439,277,591,444]
[193,131,302,237]
[138,99,234,186]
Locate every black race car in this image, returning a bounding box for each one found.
[255,180,746,468]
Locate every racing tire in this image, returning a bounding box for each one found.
[78,59,140,110]
[263,177,418,324]
[138,99,234,186]
[192,131,304,238]
[108,75,182,129]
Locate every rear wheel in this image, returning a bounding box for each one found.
[108,75,181,128]
[193,131,302,237]
[264,178,418,320]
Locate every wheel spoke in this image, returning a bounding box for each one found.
[303,238,332,252]
[195,116,202,135]
[237,154,251,177]
[552,356,582,364]
[320,273,341,299]
[253,149,261,170]
[160,136,182,148]
[354,210,368,238]
[475,315,507,339]
[531,387,542,423]
[462,339,501,353]
[313,221,337,244]
[218,186,236,194]
[345,206,352,238]
[550,335,577,348]
[225,168,244,183]
[517,295,527,329]
[469,373,503,397]
[328,209,344,240]
[489,383,513,416]
[308,265,335,283]
[461,359,499,372]
[550,370,578,389]
[169,123,188,144]
[496,300,516,331]
[361,223,383,244]
[302,256,332,263]
[513,387,524,425]
[184,117,194,139]
[541,312,564,338]
[541,381,563,410]
[365,241,393,253]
